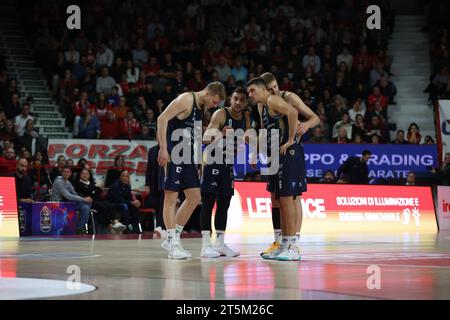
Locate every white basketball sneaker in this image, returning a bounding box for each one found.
[161,239,171,251]
[261,244,286,260]
[275,244,301,261]
[177,240,192,258]
[168,241,192,260]
[200,245,221,258]
[214,244,240,257]
[162,238,192,259]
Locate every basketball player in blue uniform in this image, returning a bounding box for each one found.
[157,82,226,260]
[246,77,301,261]
[259,72,319,259]
[200,87,250,258]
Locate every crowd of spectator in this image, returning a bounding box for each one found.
[10,0,409,144]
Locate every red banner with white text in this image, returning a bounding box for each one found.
[0,177,19,237]
[225,182,437,233]
[48,139,157,187]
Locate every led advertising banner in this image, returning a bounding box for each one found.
[0,177,19,237]
[224,182,438,234]
[437,186,450,230]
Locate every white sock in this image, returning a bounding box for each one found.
[274,229,282,244]
[287,236,297,245]
[175,224,184,240]
[216,230,225,247]
[167,229,175,243]
[202,230,211,246]
[281,236,289,248]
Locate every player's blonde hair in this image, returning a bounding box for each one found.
[260,72,277,85]
[206,81,226,100]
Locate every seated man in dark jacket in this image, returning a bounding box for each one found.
[74,168,126,233]
[15,158,34,203]
[107,169,141,233]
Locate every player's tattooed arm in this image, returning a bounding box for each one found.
[285,92,320,136]
[156,92,192,166]
[203,108,226,144]
[267,95,299,155]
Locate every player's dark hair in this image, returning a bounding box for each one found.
[232,86,248,97]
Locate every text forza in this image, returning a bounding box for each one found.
[169,121,280,175]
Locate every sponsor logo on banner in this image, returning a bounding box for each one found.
[234,143,438,180]
[48,139,158,187]
[40,206,52,233]
[437,186,450,230]
[224,182,437,234]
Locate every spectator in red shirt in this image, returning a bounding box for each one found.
[112,96,129,121]
[407,122,422,144]
[101,111,120,139]
[367,86,389,112]
[95,92,112,121]
[118,74,131,95]
[279,76,295,91]
[366,115,388,142]
[134,70,147,92]
[0,148,17,175]
[241,29,258,52]
[59,69,78,103]
[353,45,373,71]
[188,70,207,92]
[119,110,141,139]
[151,28,170,52]
[72,91,92,137]
[143,56,161,78]
[0,119,17,142]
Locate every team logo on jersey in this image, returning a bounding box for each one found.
[289,149,295,156]
[175,166,182,173]
[212,169,220,175]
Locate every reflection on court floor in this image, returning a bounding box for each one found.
[0,232,450,299]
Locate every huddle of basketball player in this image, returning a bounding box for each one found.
[156,72,320,261]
